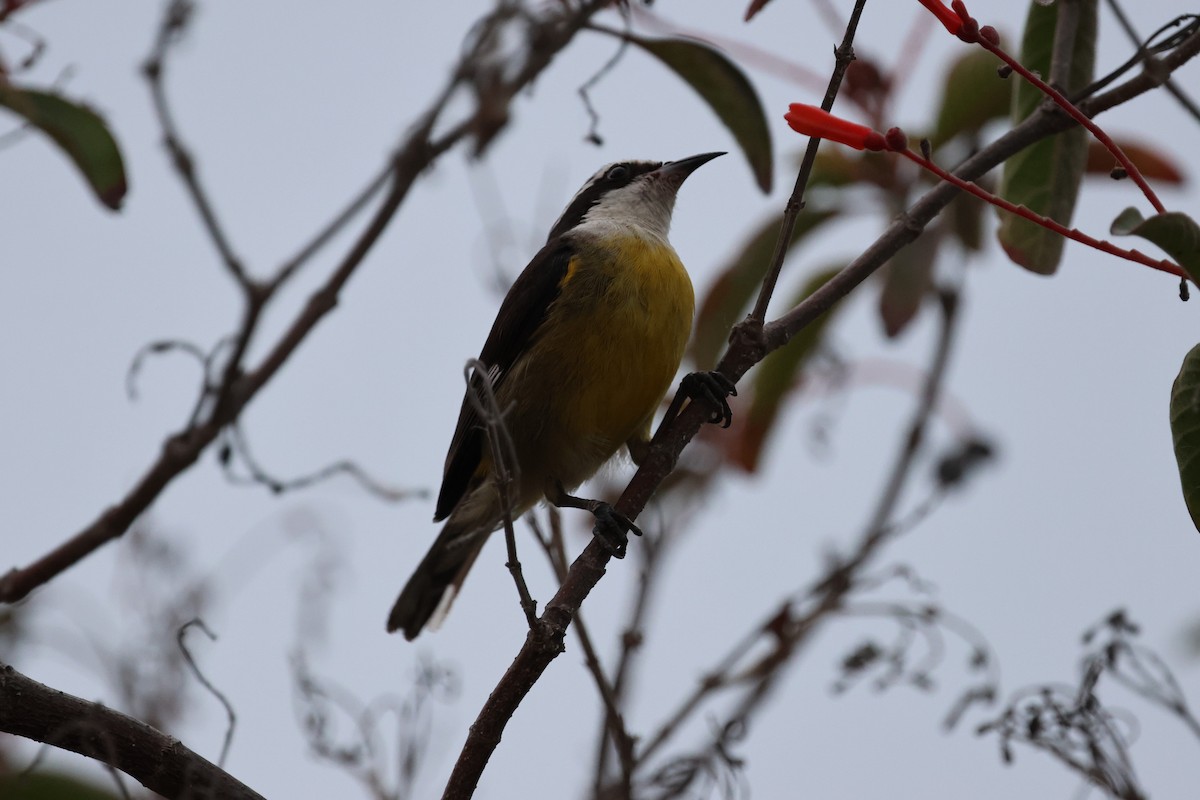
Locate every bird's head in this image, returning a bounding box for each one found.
[547,151,724,242]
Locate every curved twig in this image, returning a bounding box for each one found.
[177,619,237,769]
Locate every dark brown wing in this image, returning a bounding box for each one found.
[433,238,575,520]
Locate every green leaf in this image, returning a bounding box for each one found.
[733,265,843,472]
[1170,343,1200,534]
[0,83,128,210]
[691,210,836,369]
[1109,206,1144,235]
[1110,208,1200,282]
[930,48,1009,149]
[878,229,939,338]
[599,30,773,193]
[996,0,1097,274]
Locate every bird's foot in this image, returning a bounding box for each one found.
[681,370,737,428]
[550,483,643,559]
[589,501,642,559]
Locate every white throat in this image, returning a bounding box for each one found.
[580,182,676,242]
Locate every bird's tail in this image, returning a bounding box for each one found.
[387,520,487,640]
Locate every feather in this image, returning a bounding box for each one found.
[434,241,576,520]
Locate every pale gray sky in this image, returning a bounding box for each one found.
[4,1,1200,798]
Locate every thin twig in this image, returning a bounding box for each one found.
[143,0,250,287]
[125,339,208,401]
[837,599,1000,693]
[635,616,780,765]
[1103,0,1200,123]
[177,619,237,769]
[849,286,959,562]
[218,422,422,502]
[578,10,632,146]
[1077,14,1200,100]
[290,650,457,800]
[463,359,537,630]
[894,143,1185,277]
[594,527,665,791]
[748,0,869,324]
[268,160,395,292]
[0,0,613,605]
[530,513,637,792]
[144,0,272,424]
[973,611,1196,800]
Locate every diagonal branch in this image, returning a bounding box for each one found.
[0,660,265,800]
[0,0,613,605]
[440,24,1200,800]
[531,513,636,793]
[633,285,964,772]
[763,25,1200,354]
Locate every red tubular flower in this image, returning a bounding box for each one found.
[917,0,963,35]
[784,104,886,151]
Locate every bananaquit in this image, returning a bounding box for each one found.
[387,152,732,639]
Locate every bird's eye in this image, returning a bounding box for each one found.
[605,164,629,182]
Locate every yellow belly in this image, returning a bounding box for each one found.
[497,233,694,500]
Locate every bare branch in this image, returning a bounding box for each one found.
[530,513,636,792]
[0,0,614,604]
[0,660,265,800]
[268,160,395,292]
[142,0,250,288]
[747,0,868,324]
[441,24,1200,800]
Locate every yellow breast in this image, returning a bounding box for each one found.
[503,231,694,492]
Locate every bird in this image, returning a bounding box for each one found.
[387,152,733,640]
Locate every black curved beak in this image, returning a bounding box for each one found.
[657,151,725,184]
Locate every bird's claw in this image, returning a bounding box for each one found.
[681,371,737,428]
[590,502,642,559]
